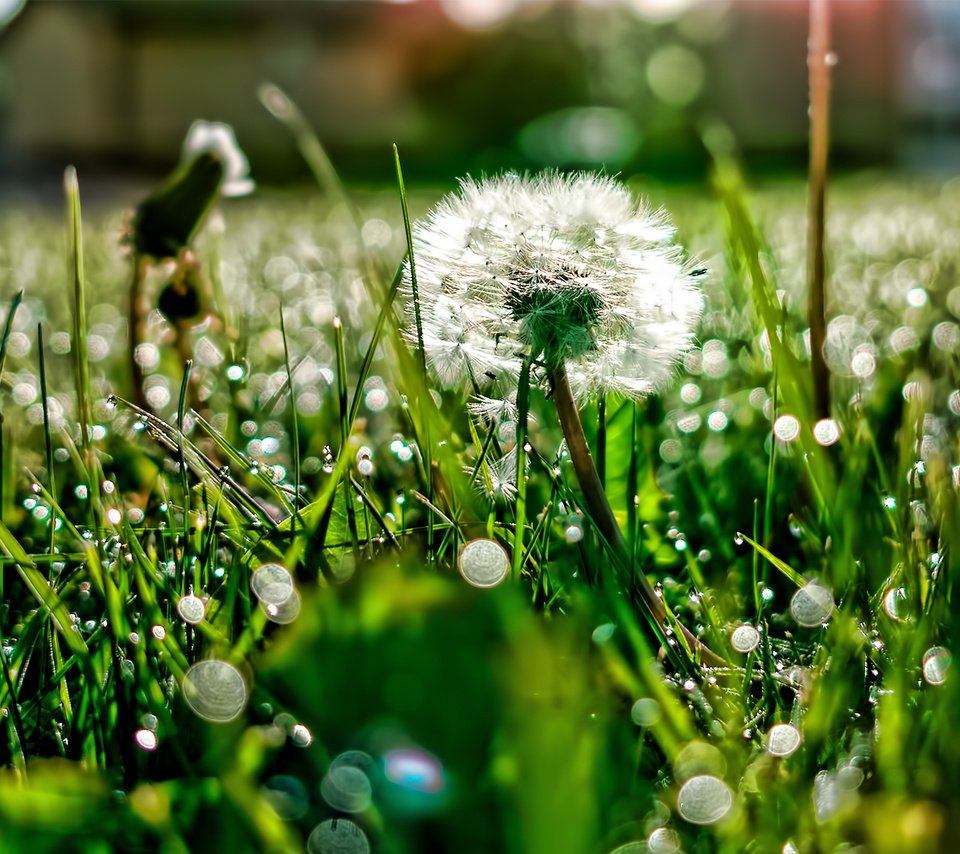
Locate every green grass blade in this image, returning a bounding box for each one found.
[0,520,87,657]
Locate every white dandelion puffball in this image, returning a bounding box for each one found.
[183,121,255,197]
[402,172,703,399]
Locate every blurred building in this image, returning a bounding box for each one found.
[0,0,954,188]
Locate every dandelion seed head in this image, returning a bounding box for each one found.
[182,121,255,198]
[404,172,703,399]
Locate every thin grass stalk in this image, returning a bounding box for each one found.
[394,145,434,554]
[807,0,832,420]
[37,324,57,555]
[512,359,531,581]
[64,168,94,473]
[334,317,360,555]
[596,393,606,489]
[279,305,302,529]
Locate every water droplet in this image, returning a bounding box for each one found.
[250,563,295,605]
[766,723,802,758]
[630,697,662,728]
[676,775,733,825]
[733,533,744,546]
[307,818,370,854]
[181,660,248,723]
[320,765,373,813]
[151,625,166,640]
[135,729,158,751]
[564,522,584,544]
[262,774,309,821]
[882,495,896,510]
[773,414,801,442]
[176,595,206,625]
[458,538,509,588]
[923,646,951,686]
[262,589,302,625]
[674,741,726,782]
[882,587,907,621]
[647,826,681,853]
[813,418,840,446]
[730,624,760,654]
[289,724,313,747]
[592,623,617,644]
[790,583,834,627]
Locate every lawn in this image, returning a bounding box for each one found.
[0,150,958,854]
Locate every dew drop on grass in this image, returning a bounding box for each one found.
[766,723,802,758]
[647,827,681,853]
[564,523,584,543]
[458,538,509,588]
[592,623,617,644]
[813,418,840,446]
[630,698,662,727]
[181,660,248,723]
[289,723,312,747]
[250,563,295,605]
[307,818,370,854]
[176,594,206,625]
[261,589,301,625]
[262,774,309,821]
[773,414,801,442]
[674,741,726,782]
[676,775,733,825]
[320,764,373,813]
[790,583,834,627]
[730,624,760,654]
[883,587,907,621]
[135,729,158,751]
[923,647,951,686]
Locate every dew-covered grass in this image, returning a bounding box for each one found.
[1,165,959,853]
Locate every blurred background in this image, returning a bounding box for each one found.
[0,0,958,195]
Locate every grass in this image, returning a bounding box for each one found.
[0,158,958,854]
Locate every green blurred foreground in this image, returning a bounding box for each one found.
[1,174,959,852]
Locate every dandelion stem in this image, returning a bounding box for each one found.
[549,362,721,666]
[807,0,832,419]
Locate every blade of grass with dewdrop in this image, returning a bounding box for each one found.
[0,521,87,658]
[64,168,97,496]
[736,531,807,589]
[466,416,499,500]
[596,394,606,489]
[0,290,23,384]
[334,317,360,557]
[275,439,352,572]
[394,146,435,554]
[347,263,405,428]
[279,305,302,527]
[258,82,385,308]
[349,476,400,552]
[682,549,728,659]
[0,289,22,611]
[175,361,194,552]
[37,324,58,555]
[710,156,836,500]
[511,359,531,582]
[626,401,639,568]
[188,411,293,519]
[124,532,190,679]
